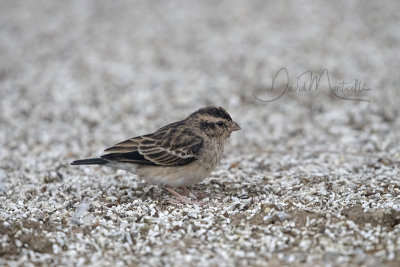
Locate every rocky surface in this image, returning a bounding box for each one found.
[1,1,399,266]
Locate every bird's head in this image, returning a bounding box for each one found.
[187,105,241,140]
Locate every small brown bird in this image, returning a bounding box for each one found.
[71,105,241,204]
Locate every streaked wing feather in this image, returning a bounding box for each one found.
[101,123,203,166]
[103,138,140,153]
[138,132,203,166]
[101,151,157,165]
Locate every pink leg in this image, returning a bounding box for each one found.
[179,186,191,197]
[179,186,209,200]
[165,186,203,205]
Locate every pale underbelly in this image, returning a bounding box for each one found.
[135,162,212,186]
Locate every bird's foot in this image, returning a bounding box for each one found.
[165,186,204,205]
[179,186,208,199]
[179,186,191,197]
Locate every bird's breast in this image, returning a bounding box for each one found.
[199,140,224,171]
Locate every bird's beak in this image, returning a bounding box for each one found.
[230,121,241,132]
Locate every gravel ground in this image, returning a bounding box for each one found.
[1,1,400,266]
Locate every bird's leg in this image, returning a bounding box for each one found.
[179,186,191,197]
[179,186,209,200]
[164,186,203,205]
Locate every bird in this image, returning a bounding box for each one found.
[71,105,241,204]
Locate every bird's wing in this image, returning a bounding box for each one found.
[101,124,203,166]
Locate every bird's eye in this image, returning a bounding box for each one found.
[216,121,224,127]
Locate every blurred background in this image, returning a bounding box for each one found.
[1,1,400,265]
[0,0,399,164]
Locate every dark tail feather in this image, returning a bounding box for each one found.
[71,158,108,165]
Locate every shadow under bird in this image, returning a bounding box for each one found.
[71,105,241,204]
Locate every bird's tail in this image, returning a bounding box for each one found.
[71,158,108,165]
